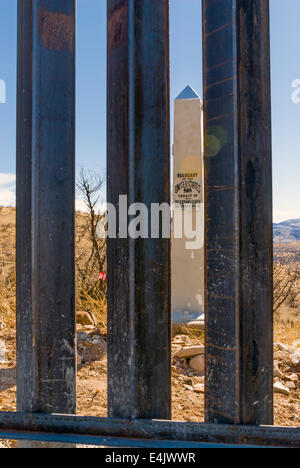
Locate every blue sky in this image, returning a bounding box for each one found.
[0,0,299,222]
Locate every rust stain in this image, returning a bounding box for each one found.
[107,1,128,52]
[38,8,74,52]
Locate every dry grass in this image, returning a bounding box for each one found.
[172,324,204,340]
[75,211,107,325]
[0,207,15,330]
[274,305,300,346]
[0,207,107,329]
[274,243,300,345]
[0,207,299,344]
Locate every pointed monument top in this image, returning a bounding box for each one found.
[175,85,200,101]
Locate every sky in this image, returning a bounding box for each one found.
[0,0,299,222]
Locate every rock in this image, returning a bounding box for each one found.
[77,311,95,326]
[184,384,193,392]
[286,374,298,383]
[77,353,82,370]
[183,377,193,386]
[274,350,287,361]
[173,335,190,344]
[291,353,300,367]
[87,335,105,345]
[286,381,296,390]
[172,366,186,376]
[77,332,89,342]
[189,354,205,373]
[274,382,290,396]
[275,343,292,353]
[84,335,107,361]
[177,346,205,359]
[172,342,185,348]
[193,383,205,394]
[274,361,285,380]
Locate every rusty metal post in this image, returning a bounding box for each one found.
[107,0,171,419]
[203,0,273,425]
[16,0,76,422]
[16,0,34,415]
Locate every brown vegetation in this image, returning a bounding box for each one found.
[0,207,299,445]
[76,170,107,324]
[273,245,300,313]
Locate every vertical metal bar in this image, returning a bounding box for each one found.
[16,0,34,414]
[203,0,273,425]
[16,0,76,418]
[107,0,171,419]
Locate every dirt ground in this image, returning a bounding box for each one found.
[0,325,299,428]
[0,207,299,449]
[0,328,206,421]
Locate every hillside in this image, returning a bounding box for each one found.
[274,219,300,243]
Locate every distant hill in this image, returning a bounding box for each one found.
[273,219,300,242]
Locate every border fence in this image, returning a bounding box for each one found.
[0,0,299,448]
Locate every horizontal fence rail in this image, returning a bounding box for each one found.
[0,413,299,448]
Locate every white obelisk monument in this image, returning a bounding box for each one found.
[172,86,205,327]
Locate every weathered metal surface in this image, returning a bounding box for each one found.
[11,0,282,450]
[0,413,299,448]
[107,0,171,419]
[0,432,270,448]
[203,0,273,424]
[16,0,76,416]
[16,0,34,414]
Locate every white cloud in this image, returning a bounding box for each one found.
[0,173,16,207]
[75,198,107,214]
[75,199,88,212]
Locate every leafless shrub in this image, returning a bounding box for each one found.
[273,249,300,313]
[76,169,107,322]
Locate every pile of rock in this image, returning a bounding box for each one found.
[172,336,300,399]
[77,331,107,368]
[76,311,107,369]
[273,342,300,396]
[172,335,205,377]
